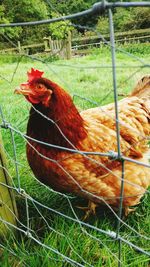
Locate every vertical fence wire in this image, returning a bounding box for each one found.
[108,8,124,266]
[9,128,21,193]
[108,8,121,158]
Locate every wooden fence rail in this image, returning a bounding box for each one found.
[0,28,149,58]
[72,28,150,43]
[0,32,72,59]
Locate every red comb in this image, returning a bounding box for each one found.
[27,68,44,82]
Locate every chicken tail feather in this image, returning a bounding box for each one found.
[131,75,150,99]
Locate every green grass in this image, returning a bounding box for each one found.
[0,44,150,266]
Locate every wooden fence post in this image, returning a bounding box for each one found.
[124,37,127,45]
[18,41,22,53]
[43,37,49,52]
[0,131,18,237]
[66,31,72,60]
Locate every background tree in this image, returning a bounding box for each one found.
[45,0,98,33]
[0,0,149,48]
[97,6,150,34]
[0,0,50,45]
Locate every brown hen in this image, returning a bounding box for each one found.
[15,69,150,217]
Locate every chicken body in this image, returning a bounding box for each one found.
[27,96,150,209]
[16,70,150,213]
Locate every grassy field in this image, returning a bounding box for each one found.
[0,44,150,266]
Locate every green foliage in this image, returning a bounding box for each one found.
[122,43,150,55]
[114,8,134,31]
[96,17,109,34]
[0,53,60,64]
[132,7,150,29]
[0,54,32,63]
[45,0,98,31]
[0,4,22,39]
[0,0,49,44]
[48,12,72,40]
[113,7,150,31]
[96,7,150,34]
[3,0,48,22]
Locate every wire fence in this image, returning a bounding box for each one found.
[0,1,150,266]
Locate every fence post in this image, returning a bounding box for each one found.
[43,37,50,52]
[66,31,72,60]
[0,131,18,237]
[124,37,127,45]
[48,37,53,53]
[17,41,22,53]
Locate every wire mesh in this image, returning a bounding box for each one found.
[0,1,150,266]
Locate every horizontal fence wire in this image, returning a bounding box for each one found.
[0,1,150,267]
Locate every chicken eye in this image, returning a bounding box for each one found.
[37,84,43,89]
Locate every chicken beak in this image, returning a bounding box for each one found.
[14,83,32,96]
